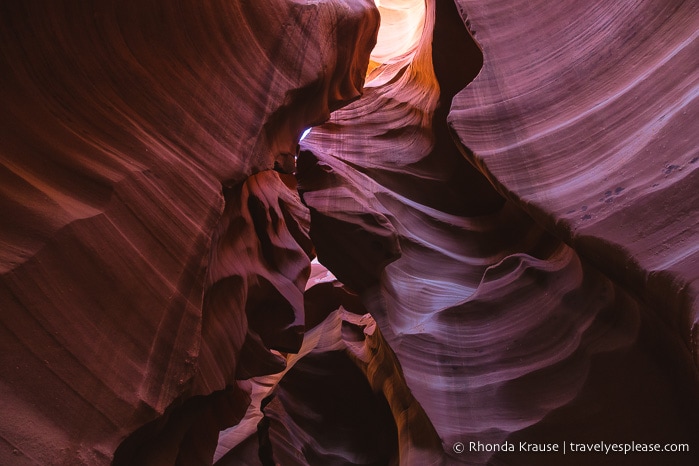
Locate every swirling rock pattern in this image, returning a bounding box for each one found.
[2,0,698,465]
[448,0,699,362]
[298,0,699,464]
[215,262,443,465]
[0,0,378,464]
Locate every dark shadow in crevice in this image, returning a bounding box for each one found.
[267,350,399,466]
[112,386,249,466]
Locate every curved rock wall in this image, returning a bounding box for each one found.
[449,0,699,362]
[1,0,698,465]
[298,0,699,464]
[0,0,378,464]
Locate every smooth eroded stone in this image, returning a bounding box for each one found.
[298,0,699,464]
[448,0,699,360]
[0,0,379,463]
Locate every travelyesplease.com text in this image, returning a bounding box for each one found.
[452,440,690,455]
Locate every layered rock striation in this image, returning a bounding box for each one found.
[298,0,699,464]
[1,0,698,465]
[449,0,699,370]
[0,0,378,463]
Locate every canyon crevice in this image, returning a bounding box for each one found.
[1,0,697,465]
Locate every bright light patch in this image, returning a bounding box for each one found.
[300,128,312,141]
[366,0,426,87]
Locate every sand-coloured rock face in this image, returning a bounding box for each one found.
[1,0,698,465]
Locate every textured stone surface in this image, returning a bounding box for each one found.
[215,262,442,465]
[2,0,698,465]
[449,0,699,362]
[298,0,699,464]
[0,1,378,464]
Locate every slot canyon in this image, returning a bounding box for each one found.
[1,0,698,465]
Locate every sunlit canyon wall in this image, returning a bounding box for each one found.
[1,0,698,465]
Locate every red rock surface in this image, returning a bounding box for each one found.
[2,0,698,465]
[449,0,699,366]
[0,0,378,464]
[297,0,699,465]
[215,261,442,465]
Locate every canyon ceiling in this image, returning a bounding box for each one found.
[1,0,698,465]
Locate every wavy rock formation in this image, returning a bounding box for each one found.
[215,262,442,465]
[0,1,378,464]
[449,0,699,363]
[298,0,699,465]
[2,0,698,465]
